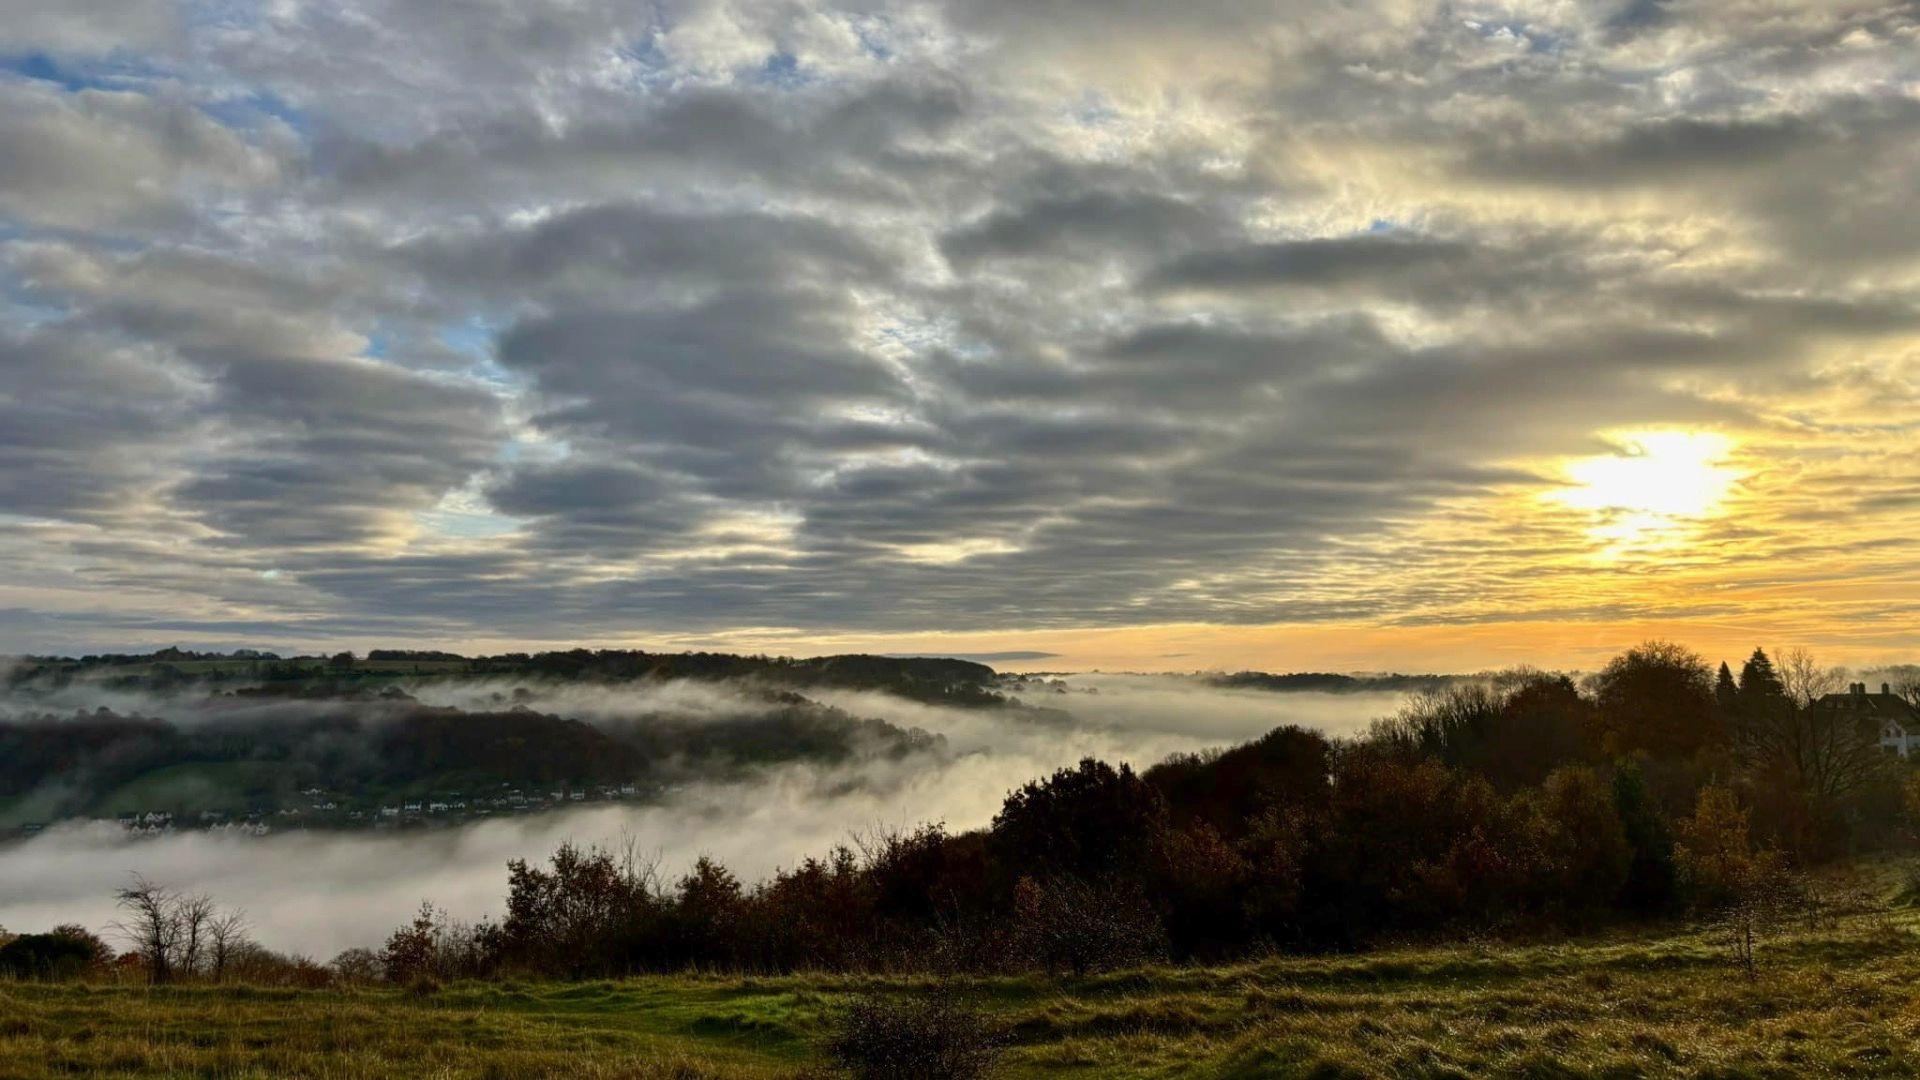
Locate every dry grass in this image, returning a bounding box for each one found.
[6,905,1920,1078]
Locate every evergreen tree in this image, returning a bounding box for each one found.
[1714,662,1739,713]
[1737,648,1786,702]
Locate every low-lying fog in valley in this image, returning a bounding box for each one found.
[0,674,1409,958]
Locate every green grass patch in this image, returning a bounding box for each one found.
[7,912,1920,1078]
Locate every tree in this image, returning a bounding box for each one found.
[1886,670,1920,713]
[113,875,181,984]
[1732,647,1896,856]
[1590,641,1721,758]
[1738,648,1787,703]
[175,893,216,977]
[112,878,249,985]
[1611,762,1678,913]
[1775,647,1843,710]
[1674,786,1759,909]
[671,857,743,968]
[1715,662,1739,715]
[1521,767,1632,917]
[206,908,250,982]
[328,947,384,983]
[499,842,659,976]
[382,902,442,983]
[991,758,1168,879]
[1367,673,1596,790]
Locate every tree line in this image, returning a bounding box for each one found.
[10,641,1915,985]
[357,641,1916,982]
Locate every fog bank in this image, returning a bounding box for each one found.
[0,676,1406,957]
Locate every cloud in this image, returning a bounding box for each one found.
[0,0,179,55]
[0,82,286,231]
[0,0,1915,660]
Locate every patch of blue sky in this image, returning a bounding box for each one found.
[0,261,72,330]
[614,32,678,92]
[1462,18,1564,56]
[437,316,497,360]
[360,330,391,360]
[857,25,894,62]
[0,50,168,92]
[437,315,534,394]
[413,504,526,541]
[751,51,813,90]
[496,433,570,466]
[200,89,313,139]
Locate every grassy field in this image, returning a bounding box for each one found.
[6,907,1920,1079]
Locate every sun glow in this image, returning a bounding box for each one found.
[1549,431,1742,547]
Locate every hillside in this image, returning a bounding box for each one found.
[5,649,1009,707]
[0,690,945,831]
[5,894,1919,1079]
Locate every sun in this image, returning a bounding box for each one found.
[1548,430,1742,546]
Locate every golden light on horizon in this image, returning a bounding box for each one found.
[1548,431,1743,549]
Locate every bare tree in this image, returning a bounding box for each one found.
[1890,673,1920,713]
[176,893,216,978]
[1776,647,1845,710]
[109,876,247,984]
[112,875,181,985]
[206,908,251,983]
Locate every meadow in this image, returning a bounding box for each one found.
[6,903,1920,1080]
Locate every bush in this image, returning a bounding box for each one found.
[1010,875,1166,976]
[827,992,1005,1080]
[0,925,111,980]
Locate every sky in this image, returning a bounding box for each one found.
[2,0,1919,672]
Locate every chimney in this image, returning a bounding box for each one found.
[1853,682,1866,696]
[1884,683,1893,696]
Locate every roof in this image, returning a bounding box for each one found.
[1812,690,1917,722]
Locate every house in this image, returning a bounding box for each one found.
[1812,682,1918,757]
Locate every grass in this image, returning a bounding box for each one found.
[91,761,287,818]
[6,911,1920,1079]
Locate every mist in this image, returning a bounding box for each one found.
[0,673,1408,958]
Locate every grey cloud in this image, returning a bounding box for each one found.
[942,189,1224,265]
[0,0,179,54]
[405,201,897,300]
[0,328,206,520]
[0,0,1915,647]
[329,75,973,210]
[1145,235,1472,293]
[0,82,286,231]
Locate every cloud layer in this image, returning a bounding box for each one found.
[2,1,1919,664]
[0,676,1403,955]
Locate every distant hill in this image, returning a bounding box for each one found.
[0,648,983,832]
[6,648,1007,707]
[1203,671,1458,694]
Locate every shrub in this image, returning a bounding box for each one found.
[1010,874,1166,976]
[1520,766,1632,918]
[826,992,1005,1080]
[0,925,111,980]
[1675,785,1760,910]
[329,947,384,983]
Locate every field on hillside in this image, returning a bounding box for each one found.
[6,906,1920,1080]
